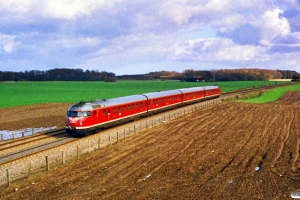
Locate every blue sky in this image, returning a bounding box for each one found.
[1,0,300,75]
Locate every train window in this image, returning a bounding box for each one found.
[103,110,106,116]
[67,111,90,117]
[113,108,116,114]
[140,102,142,108]
[128,105,130,110]
[132,104,135,109]
[67,111,77,117]
[119,107,122,113]
[85,111,90,116]
[124,105,126,112]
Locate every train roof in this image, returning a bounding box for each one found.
[142,90,182,99]
[68,102,100,111]
[68,95,147,111]
[96,95,147,107]
[202,85,219,89]
[178,87,204,93]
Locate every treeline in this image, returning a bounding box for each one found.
[0,68,116,82]
[214,69,283,81]
[1,68,299,82]
[117,69,300,81]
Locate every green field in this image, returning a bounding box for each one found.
[238,84,300,103]
[0,80,294,108]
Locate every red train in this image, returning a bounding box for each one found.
[66,86,220,136]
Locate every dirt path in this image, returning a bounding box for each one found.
[1,92,300,199]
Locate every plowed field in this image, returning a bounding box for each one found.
[1,92,300,199]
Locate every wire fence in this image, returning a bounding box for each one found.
[0,126,58,141]
[0,98,222,186]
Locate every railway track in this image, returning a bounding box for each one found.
[0,129,71,164]
[0,128,66,149]
[0,84,291,166]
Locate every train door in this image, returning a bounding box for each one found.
[107,108,111,120]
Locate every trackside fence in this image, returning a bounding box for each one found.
[0,126,58,141]
[0,98,222,186]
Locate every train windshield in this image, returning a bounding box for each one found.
[67,111,91,117]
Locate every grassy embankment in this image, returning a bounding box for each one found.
[238,84,300,103]
[0,80,293,108]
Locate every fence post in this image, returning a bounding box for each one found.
[28,163,32,178]
[134,125,136,134]
[98,137,101,149]
[124,129,126,140]
[62,151,65,165]
[109,134,111,145]
[6,169,10,187]
[117,132,119,143]
[77,145,80,159]
[45,156,49,171]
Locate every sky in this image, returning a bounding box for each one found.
[1,0,300,75]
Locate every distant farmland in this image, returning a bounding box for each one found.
[0,80,293,108]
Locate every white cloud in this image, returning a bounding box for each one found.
[259,8,290,46]
[40,0,120,19]
[1,0,300,74]
[0,0,32,12]
[0,0,123,19]
[170,38,269,63]
[0,33,17,53]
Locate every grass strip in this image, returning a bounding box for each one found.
[237,84,300,103]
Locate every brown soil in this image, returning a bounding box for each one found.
[1,92,300,199]
[0,103,72,130]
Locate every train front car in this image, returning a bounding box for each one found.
[66,102,97,136]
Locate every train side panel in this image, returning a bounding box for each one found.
[203,86,220,99]
[143,90,183,114]
[179,87,205,105]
